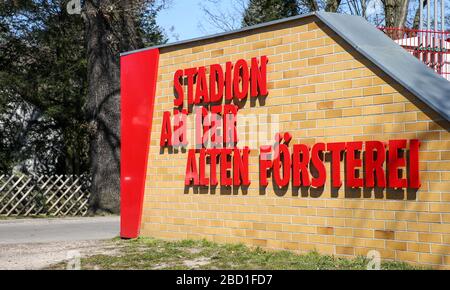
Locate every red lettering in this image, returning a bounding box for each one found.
[259,146,272,186]
[225,61,233,101]
[233,59,249,100]
[210,105,223,147]
[209,64,224,103]
[274,144,291,187]
[409,139,421,188]
[233,147,250,186]
[207,148,220,186]
[292,144,310,187]
[184,67,197,105]
[346,141,363,188]
[250,56,268,97]
[327,142,346,188]
[389,140,408,188]
[173,109,188,147]
[173,69,184,107]
[195,66,209,104]
[199,148,209,185]
[185,149,199,185]
[220,149,233,186]
[311,143,326,188]
[365,141,386,188]
[195,107,208,148]
[160,111,172,147]
[174,57,269,108]
[223,104,238,147]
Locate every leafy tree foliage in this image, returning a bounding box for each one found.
[0,0,166,183]
[0,0,89,175]
[242,0,300,26]
[241,0,346,27]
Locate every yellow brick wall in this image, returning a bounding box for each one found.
[140,15,450,269]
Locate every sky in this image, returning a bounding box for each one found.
[155,0,384,43]
[156,0,450,44]
[156,0,240,43]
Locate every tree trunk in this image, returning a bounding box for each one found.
[83,0,143,214]
[305,0,319,11]
[325,0,341,12]
[382,0,410,28]
[412,0,427,29]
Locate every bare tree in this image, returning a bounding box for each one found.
[344,0,367,17]
[325,0,342,12]
[201,0,345,32]
[300,0,320,11]
[382,0,410,28]
[411,0,427,29]
[299,0,342,12]
[199,0,247,32]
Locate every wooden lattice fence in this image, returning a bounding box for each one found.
[0,174,91,217]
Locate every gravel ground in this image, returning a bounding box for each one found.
[0,216,120,270]
[0,240,121,270]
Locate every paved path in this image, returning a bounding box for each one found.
[0,216,120,269]
[0,216,119,244]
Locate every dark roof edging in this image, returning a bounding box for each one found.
[315,12,450,122]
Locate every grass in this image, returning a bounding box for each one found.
[49,237,422,270]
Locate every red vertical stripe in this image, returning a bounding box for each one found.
[120,49,160,238]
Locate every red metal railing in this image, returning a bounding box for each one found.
[379,27,450,81]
